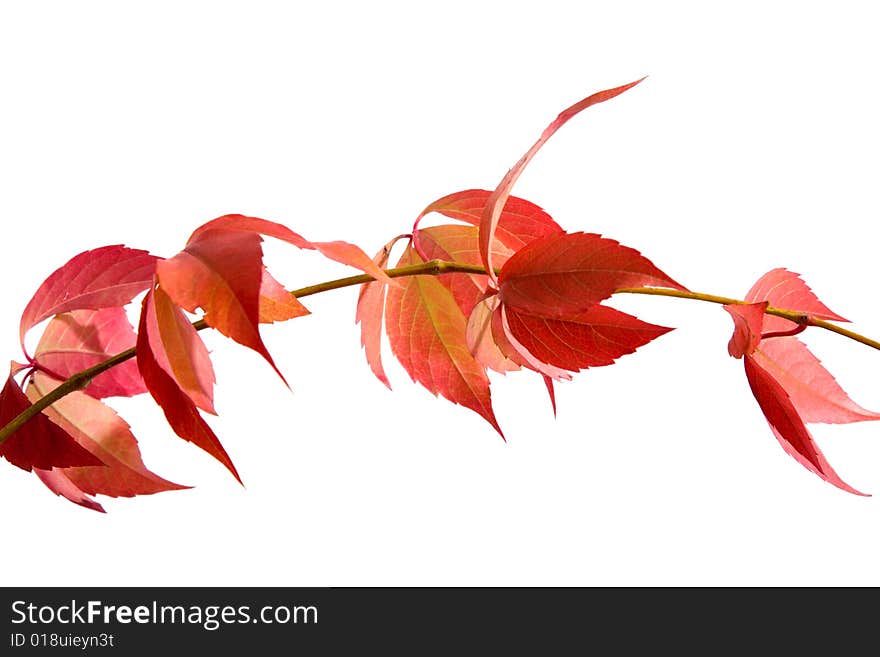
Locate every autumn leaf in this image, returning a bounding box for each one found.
[19,245,158,352]
[0,374,103,471]
[187,214,391,283]
[34,469,106,513]
[384,244,501,435]
[156,227,281,381]
[723,269,880,495]
[412,189,563,259]
[28,371,187,511]
[479,79,646,283]
[754,338,880,424]
[143,284,216,415]
[259,267,310,324]
[466,295,520,375]
[503,303,672,372]
[355,237,401,389]
[743,354,865,496]
[498,232,686,318]
[745,268,847,334]
[137,289,241,483]
[415,224,509,315]
[31,308,147,399]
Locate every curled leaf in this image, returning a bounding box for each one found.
[479,79,646,283]
[137,289,241,483]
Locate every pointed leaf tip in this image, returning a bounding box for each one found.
[479,78,646,282]
[743,356,867,496]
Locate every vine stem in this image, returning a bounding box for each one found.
[2,261,878,447]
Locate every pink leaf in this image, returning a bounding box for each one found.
[754,338,880,424]
[722,302,768,359]
[32,308,147,398]
[746,268,847,334]
[743,355,865,496]
[20,245,158,351]
[34,468,106,513]
[466,295,520,375]
[29,372,187,506]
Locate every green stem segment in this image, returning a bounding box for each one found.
[1,261,878,447]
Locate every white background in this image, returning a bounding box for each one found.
[2,1,880,586]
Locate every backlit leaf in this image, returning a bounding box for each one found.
[355,238,399,389]
[499,232,685,317]
[137,290,240,482]
[188,214,391,283]
[20,245,158,351]
[259,267,310,324]
[143,285,216,415]
[32,308,147,399]
[755,335,880,425]
[479,79,646,282]
[746,268,847,334]
[504,304,672,372]
[413,189,563,257]
[156,228,283,382]
[743,355,865,496]
[0,375,103,471]
[385,245,501,435]
[28,372,187,509]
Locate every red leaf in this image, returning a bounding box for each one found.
[504,304,672,371]
[498,232,685,317]
[0,375,103,471]
[384,245,501,435]
[746,268,847,334]
[143,285,216,415]
[479,79,646,282]
[355,238,399,389]
[34,468,106,513]
[723,302,767,359]
[413,189,563,257]
[259,267,310,324]
[754,337,880,424]
[724,301,880,424]
[743,356,865,496]
[188,214,391,283]
[156,228,283,382]
[32,308,147,399]
[136,291,241,483]
[20,245,158,351]
[28,372,187,508]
